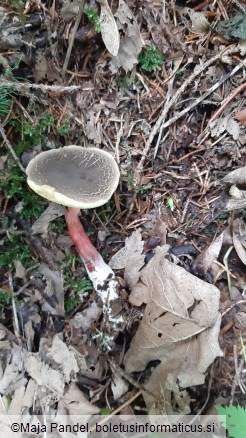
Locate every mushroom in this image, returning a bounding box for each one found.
[26,145,120,316]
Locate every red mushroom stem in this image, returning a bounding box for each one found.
[65,207,122,338]
[65,207,101,273]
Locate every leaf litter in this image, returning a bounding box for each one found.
[122,242,223,413]
[0,0,246,424]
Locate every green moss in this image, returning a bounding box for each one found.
[0,290,12,308]
[84,7,101,33]
[0,160,46,219]
[0,87,14,123]
[138,45,164,72]
[64,295,81,314]
[0,233,33,268]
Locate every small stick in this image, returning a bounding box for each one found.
[0,79,81,93]
[207,80,246,125]
[0,126,26,173]
[91,390,142,430]
[62,2,85,77]
[136,45,240,180]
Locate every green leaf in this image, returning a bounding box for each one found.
[216,405,246,438]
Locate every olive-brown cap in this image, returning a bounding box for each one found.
[26,146,120,209]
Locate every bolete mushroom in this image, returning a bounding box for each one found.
[26,145,120,311]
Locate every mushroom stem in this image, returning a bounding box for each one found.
[65,208,100,263]
[65,207,118,303]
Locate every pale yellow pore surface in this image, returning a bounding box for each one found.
[27,178,117,209]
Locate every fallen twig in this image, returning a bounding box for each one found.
[207,79,246,125]
[0,79,81,92]
[161,62,244,146]
[136,45,240,181]
[0,126,26,172]
[62,2,84,77]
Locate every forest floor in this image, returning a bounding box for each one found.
[0,0,246,431]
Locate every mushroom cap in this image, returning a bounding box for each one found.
[26,146,120,209]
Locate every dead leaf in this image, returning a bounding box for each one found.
[111,371,128,400]
[109,229,145,288]
[235,108,246,126]
[109,229,144,269]
[226,197,246,211]
[98,0,120,56]
[24,353,65,396]
[210,116,240,140]
[188,10,210,34]
[124,246,222,413]
[238,40,246,56]
[222,166,246,186]
[226,117,241,140]
[60,0,80,21]
[58,383,99,415]
[46,334,79,382]
[234,311,246,329]
[0,155,7,171]
[195,232,224,274]
[232,219,246,266]
[142,315,222,413]
[38,263,64,316]
[86,111,100,143]
[14,260,27,281]
[31,203,66,235]
[222,167,246,210]
[22,379,37,409]
[8,386,25,415]
[33,52,62,82]
[71,301,101,332]
[110,0,144,72]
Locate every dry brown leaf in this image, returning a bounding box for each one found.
[8,386,26,415]
[33,52,62,82]
[24,353,65,396]
[210,116,240,140]
[31,203,66,235]
[195,232,224,274]
[235,107,246,126]
[0,340,26,395]
[232,219,246,266]
[111,371,128,400]
[14,260,27,281]
[71,301,101,332]
[109,229,143,269]
[0,155,7,171]
[58,383,99,415]
[222,167,246,210]
[196,218,246,275]
[188,10,210,34]
[142,315,222,413]
[60,0,80,21]
[222,166,246,185]
[98,0,120,56]
[38,263,64,316]
[46,335,79,382]
[110,0,144,72]
[22,379,37,409]
[234,311,246,329]
[124,246,222,413]
[226,197,246,211]
[109,229,145,288]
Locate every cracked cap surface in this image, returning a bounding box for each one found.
[26,145,120,209]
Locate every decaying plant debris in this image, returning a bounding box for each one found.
[0,0,246,427]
